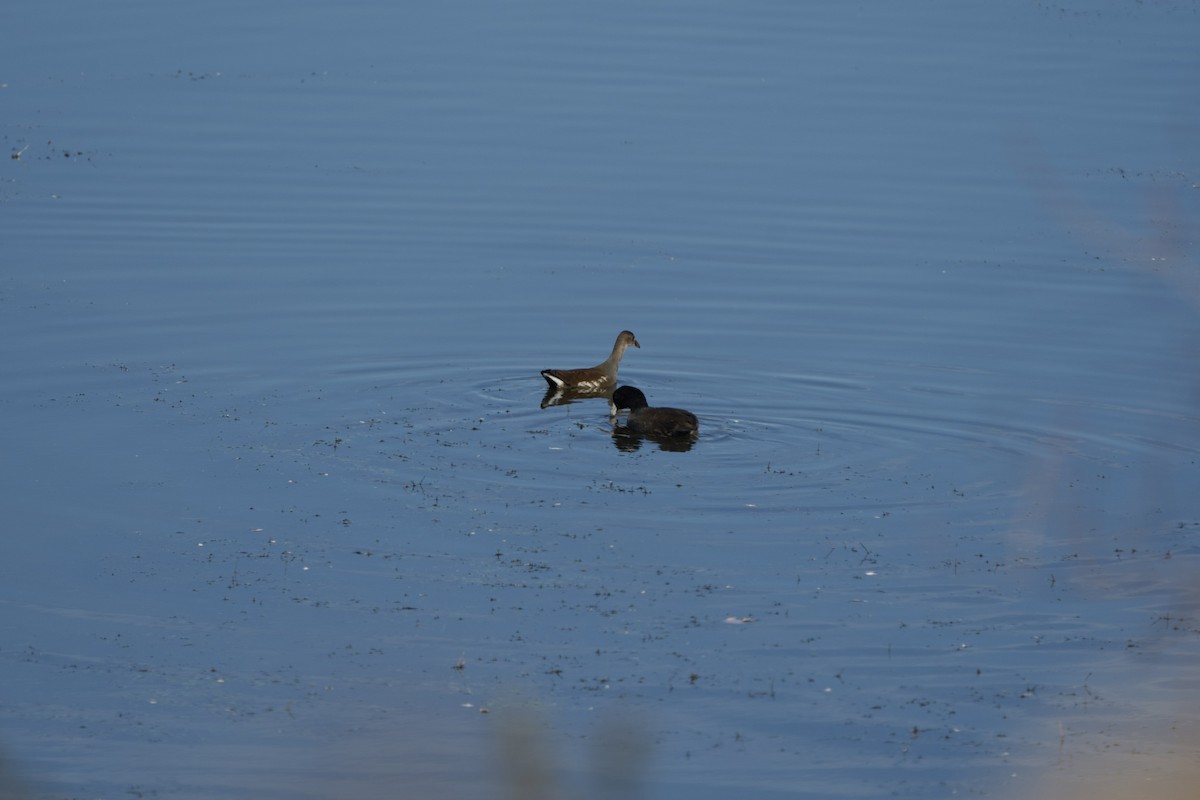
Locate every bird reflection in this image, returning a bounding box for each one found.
[610,422,696,453]
[540,385,615,411]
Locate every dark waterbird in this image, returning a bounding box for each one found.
[612,385,699,438]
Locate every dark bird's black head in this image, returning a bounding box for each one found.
[612,385,649,411]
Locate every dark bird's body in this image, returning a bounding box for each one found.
[612,385,699,438]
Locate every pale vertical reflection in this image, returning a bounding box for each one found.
[496,712,557,800]
[495,710,650,800]
[1013,133,1200,800]
[0,748,33,800]
[588,718,651,800]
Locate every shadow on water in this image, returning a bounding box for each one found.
[610,422,697,453]
[539,384,614,411]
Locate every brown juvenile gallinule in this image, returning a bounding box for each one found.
[540,330,640,392]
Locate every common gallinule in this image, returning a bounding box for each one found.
[540,330,640,392]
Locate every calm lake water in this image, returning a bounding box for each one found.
[2,1,1198,798]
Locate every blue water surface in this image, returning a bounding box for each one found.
[2,1,1198,798]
